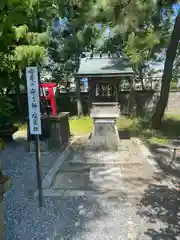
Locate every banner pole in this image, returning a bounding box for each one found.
[36,134,43,207]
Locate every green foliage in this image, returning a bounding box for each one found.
[48,1,103,81]
[0,95,13,121]
[125,28,160,66]
[27,32,49,46]
[14,25,28,41]
[15,45,46,68]
[0,0,49,97]
[93,0,176,81]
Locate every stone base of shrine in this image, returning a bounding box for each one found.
[89,119,120,151]
[90,102,120,151]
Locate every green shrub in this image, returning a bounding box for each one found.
[0,95,14,125]
[0,138,4,150]
[170,81,180,90]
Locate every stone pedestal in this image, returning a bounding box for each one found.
[90,102,120,150]
[28,112,70,152]
[90,102,120,120]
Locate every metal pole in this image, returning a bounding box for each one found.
[36,135,43,207]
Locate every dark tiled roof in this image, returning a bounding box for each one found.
[77,54,134,77]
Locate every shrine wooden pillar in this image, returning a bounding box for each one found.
[128,75,135,115]
[115,78,119,102]
[91,78,96,102]
[88,77,93,110]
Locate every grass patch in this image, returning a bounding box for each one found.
[116,114,180,145]
[116,116,135,130]
[68,114,180,144]
[11,113,180,145]
[160,114,180,138]
[150,136,168,145]
[69,116,93,136]
[69,116,135,136]
[11,115,27,131]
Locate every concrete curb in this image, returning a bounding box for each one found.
[42,140,77,189]
[133,138,178,189]
[132,138,161,173]
[34,189,65,198]
[115,124,121,148]
[35,189,143,198]
[34,138,78,198]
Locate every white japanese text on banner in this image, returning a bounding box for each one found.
[26,67,41,135]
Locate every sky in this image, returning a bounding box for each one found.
[173,3,180,16]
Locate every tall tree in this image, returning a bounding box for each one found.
[93,0,179,122]
[151,10,180,128]
[0,0,49,115]
[48,0,102,116]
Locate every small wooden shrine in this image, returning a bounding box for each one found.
[76,52,134,103]
[76,52,134,150]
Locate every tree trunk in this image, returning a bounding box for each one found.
[68,3,84,118]
[15,73,22,115]
[151,12,180,129]
[76,77,83,117]
[128,77,136,116]
[139,65,145,91]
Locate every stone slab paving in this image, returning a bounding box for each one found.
[50,140,153,196]
[45,138,161,239]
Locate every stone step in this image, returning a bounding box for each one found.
[66,149,142,165]
[58,162,143,172]
[50,162,151,193]
[51,170,90,190]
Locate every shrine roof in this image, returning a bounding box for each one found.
[76,53,134,78]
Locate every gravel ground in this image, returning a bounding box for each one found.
[0,141,62,240]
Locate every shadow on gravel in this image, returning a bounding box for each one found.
[137,184,180,239]
[53,196,107,239]
[53,192,129,239]
[148,142,180,185]
[137,141,180,239]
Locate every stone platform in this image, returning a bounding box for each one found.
[43,137,153,198]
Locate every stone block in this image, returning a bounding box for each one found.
[27,112,70,152]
